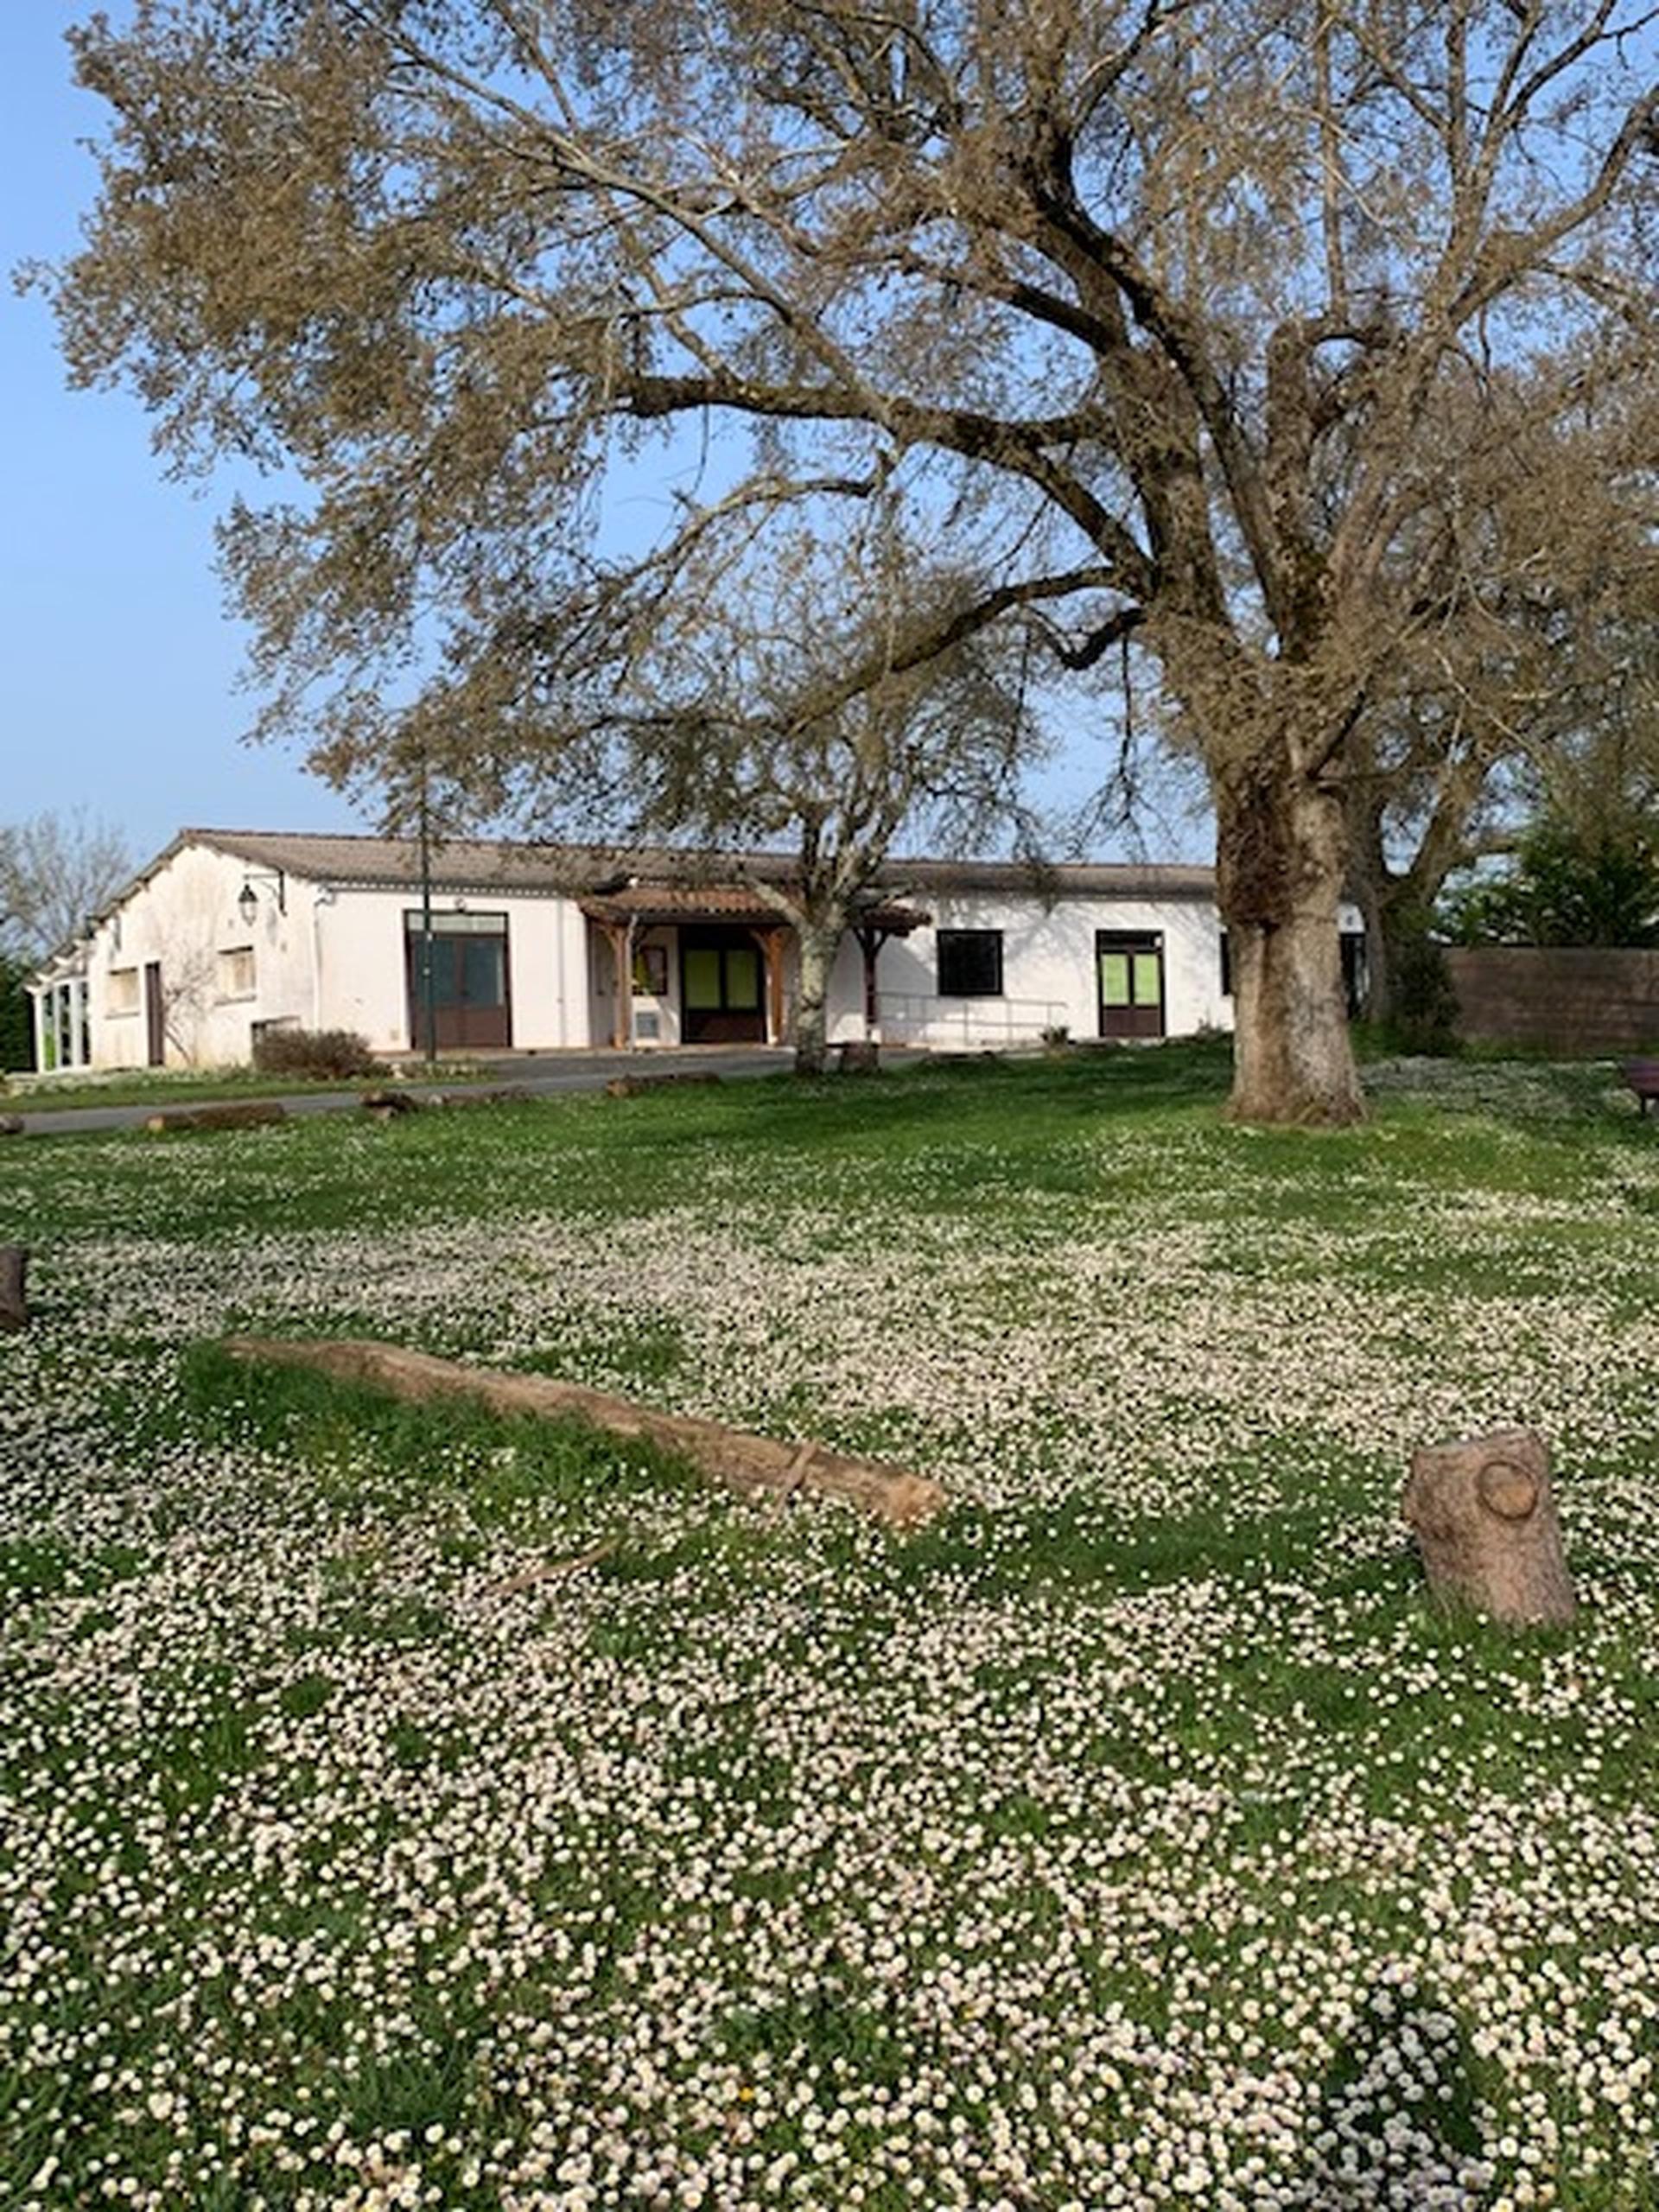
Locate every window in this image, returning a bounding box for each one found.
[1220,930,1368,1014]
[1340,930,1368,1017]
[938,929,1004,997]
[107,966,140,1016]
[632,943,669,997]
[217,945,257,1000]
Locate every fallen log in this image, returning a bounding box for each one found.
[1403,1427,1577,1628]
[0,1245,27,1333]
[219,1334,947,1531]
[605,1072,724,1098]
[145,1101,289,1134]
[360,1088,422,1120]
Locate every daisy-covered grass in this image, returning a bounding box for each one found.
[3,1043,1656,2210]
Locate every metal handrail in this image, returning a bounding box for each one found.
[874,990,1072,1046]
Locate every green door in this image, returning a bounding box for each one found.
[680,929,766,1043]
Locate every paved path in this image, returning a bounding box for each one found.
[3,1045,871,1139]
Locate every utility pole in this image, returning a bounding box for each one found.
[418,755,437,1069]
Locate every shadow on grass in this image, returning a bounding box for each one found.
[1288,1977,1487,2209]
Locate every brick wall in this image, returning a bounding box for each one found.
[1445,946,1659,1051]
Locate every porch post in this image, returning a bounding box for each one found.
[604,920,633,1049]
[854,926,889,1042]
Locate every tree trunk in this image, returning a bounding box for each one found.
[0,1245,28,1333]
[221,1336,947,1531]
[792,915,841,1077]
[1403,1428,1577,1627]
[1217,762,1364,1125]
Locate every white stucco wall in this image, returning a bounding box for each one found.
[825,893,1235,1047]
[84,842,317,1071]
[313,890,590,1053]
[79,852,601,1069]
[69,842,1363,1069]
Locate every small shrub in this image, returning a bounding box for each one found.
[1385,921,1461,1057]
[251,1027,385,1081]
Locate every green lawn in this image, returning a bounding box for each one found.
[2,1043,1656,2209]
[3,1060,498,1115]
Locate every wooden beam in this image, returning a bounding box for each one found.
[144,1102,289,1134]
[594,918,631,1049]
[220,1335,949,1531]
[854,924,892,1039]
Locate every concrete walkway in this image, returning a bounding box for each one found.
[3,1045,849,1139]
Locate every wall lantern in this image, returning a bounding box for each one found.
[237,868,287,926]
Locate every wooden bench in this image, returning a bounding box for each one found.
[1622,1058,1659,1116]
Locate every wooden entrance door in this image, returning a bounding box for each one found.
[405,915,512,1051]
[680,928,766,1043]
[1097,932,1166,1039]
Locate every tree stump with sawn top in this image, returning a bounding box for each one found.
[1402,1427,1577,1627]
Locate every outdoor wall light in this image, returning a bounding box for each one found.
[237,868,287,925]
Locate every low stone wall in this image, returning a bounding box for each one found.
[1446,946,1659,1052]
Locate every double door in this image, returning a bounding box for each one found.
[405,915,512,1050]
[680,928,766,1043]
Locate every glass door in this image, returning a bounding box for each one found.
[1096,932,1165,1039]
[680,929,766,1043]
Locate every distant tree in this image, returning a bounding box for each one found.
[1344,379,1659,1019]
[45,2,1659,1122]
[0,952,32,1075]
[1444,817,1659,950]
[0,809,131,964]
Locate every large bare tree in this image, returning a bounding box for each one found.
[547,519,1046,1073]
[44,1,1659,1121]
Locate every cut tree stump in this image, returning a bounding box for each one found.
[1403,1427,1577,1627]
[145,1101,289,1134]
[219,1336,948,1531]
[0,1245,27,1333]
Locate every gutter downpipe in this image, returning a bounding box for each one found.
[418,779,437,1068]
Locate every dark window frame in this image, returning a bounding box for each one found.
[937,928,1005,998]
[1096,929,1166,1039]
[1221,928,1369,1014]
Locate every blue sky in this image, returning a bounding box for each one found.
[2,6,372,866]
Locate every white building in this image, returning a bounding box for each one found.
[27,828,1319,1074]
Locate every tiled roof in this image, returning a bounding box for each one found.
[580,886,929,931]
[34,827,1218,979]
[181,828,645,894]
[170,830,1217,903]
